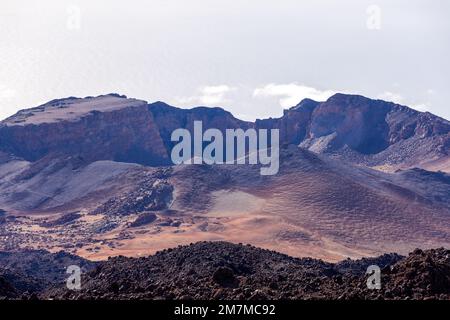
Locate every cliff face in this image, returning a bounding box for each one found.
[40,242,450,300]
[0,95,169,165]
[148,101,253,152]
[0,95,254,167]
[302,94,392,154]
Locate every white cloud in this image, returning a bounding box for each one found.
[177,85,234,106]
[411,103,429,112]
[377,91,404,104]
[378,90,433,112]
[0,85,16,100]
[253,83,337,108]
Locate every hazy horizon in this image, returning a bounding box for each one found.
[1,0,449,121]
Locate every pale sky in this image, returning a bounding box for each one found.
[1,0,449,121]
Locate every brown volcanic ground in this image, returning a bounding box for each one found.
[0,146,449,262]
[162,146,450,261]
[0,94,449,262]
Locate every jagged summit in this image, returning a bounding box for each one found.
[289,98,320,111]
[0,94,168,164]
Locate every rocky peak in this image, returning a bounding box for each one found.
[0,95,169,165]
[293,93,449,166]
[289,98,320,112]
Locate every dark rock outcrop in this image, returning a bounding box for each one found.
[40,212,82,228]
[93,170,174,216]
[129,212,157,228]
[0,249,96,290]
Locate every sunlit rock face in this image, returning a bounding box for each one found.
[0,94,169,166]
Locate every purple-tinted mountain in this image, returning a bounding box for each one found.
[148,101,252,152]
[257,93,450,170]
[1,93,448,171]
[0,249,96,298]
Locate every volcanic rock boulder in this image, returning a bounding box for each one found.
[94,177,174,216]
[129,212,158,228]
[40,212,82,228]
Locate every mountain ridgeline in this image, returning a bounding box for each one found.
[1,93,449,171]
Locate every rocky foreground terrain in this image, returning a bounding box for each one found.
[0,242,449,300]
